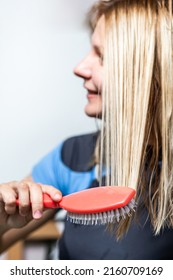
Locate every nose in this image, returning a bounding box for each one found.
[73,55,92,79]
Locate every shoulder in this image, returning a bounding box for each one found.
[62,132,99,151]
[61,131,99,172]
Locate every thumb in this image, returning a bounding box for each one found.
[40,184,62,202]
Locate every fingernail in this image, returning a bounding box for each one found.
[54,194,61,201]
[33,210,42,219]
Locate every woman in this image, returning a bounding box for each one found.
[0,0,173,259]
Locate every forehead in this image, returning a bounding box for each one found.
[91,15,105,47]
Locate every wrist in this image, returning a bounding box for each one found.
[0,224,11,235]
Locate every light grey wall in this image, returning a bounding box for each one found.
[0,0,96,181]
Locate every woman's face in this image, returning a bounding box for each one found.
[74,15,105,118]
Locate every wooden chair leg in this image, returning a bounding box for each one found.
[7,241,24,260]
[6,220,61,260]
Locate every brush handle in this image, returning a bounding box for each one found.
[16,193,59,209]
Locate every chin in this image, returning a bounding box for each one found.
[84,104,102,118]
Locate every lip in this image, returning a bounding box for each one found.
[84,84,97,92]
[85,87,98,94]
[85,86,97,91]
[84,86,99,99]
[87,92,98,100]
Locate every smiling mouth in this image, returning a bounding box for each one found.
[87,90,98,95]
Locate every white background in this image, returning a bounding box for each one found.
[0,0,96,182]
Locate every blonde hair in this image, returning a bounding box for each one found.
[90,0,173,238]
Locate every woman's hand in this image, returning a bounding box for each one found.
[0,180,62,230]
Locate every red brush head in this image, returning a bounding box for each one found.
[59,186,136,214]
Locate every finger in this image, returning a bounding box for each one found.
[28,182,44,219]
[0,201,5,217]
[1,188,18,215]
[41,184,62,202]
[0,182,17,201]
[17,182,31,216]
[0,201,8,226]
[0,201,5,212]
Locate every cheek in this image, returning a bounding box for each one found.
[92,69,103,92]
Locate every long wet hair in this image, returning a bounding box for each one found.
[89,0,173,238]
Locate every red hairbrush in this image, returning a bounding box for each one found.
[17,186,136,225]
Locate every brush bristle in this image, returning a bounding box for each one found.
[67,199,137,225]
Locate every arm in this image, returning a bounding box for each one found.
[0,209,55,254]
[0,142,65,254]
[0,176,62,254]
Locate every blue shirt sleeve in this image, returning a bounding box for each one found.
[32,142,70,195]
[32,141,96,196]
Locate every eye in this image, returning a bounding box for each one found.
[93,46,104,64]
[96,50,103,64]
